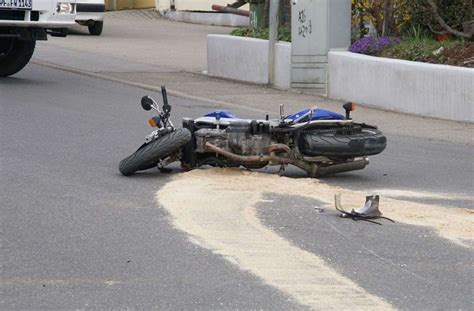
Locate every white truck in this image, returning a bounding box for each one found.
[0,0,77,77]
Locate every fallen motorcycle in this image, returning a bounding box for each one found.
[119,87,387,177]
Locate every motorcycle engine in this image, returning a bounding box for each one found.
[195,120,271,156]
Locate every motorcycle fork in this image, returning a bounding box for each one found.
[181,118,198,168]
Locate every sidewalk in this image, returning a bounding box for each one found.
[37,10,473,145]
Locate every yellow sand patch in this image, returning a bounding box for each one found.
[157,168,472,309]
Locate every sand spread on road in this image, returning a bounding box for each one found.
[157,168,473,309]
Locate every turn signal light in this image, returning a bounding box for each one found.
[343,101,356,112]
[148,117,158,127]
[343,102,356,119]
[350,102,356,111]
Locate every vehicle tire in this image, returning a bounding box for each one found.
[119,128,192,176]
[298,127,387,157]
[88,21,103,36]
[0,39,36,77]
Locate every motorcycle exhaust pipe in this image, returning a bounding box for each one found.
[204,142,369,178]
[315,158,369,177]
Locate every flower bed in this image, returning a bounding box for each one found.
[350,36,474,68]
[349,36,400,55]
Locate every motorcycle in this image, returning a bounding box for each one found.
[119,86,387,177]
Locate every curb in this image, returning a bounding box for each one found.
[31,60,268,114]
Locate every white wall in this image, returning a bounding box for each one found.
[207,35,291,88]
[328,51,474,122]
[156,0,249,12]
[156,0,170,12]
[207,35,473,122]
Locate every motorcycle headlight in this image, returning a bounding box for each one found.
[56,2,75,14]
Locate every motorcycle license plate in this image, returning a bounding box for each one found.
[0,0,32,10]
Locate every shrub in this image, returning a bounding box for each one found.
[408,0,472,34]
[380,37,464,62]
[230,26,292,42]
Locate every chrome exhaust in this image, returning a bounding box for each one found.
[315,158,369,177]
[204,142,370,178]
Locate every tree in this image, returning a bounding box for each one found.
[352,0,473,38]
[425,0,472,39]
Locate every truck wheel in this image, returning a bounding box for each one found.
[88,21,103,36]
[0,39,36,77]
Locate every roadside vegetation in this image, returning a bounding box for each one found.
[350,0,473,67]
[231,26,291,42]
[230,0,473,67]
[379,36,472,67]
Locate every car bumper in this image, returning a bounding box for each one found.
[0,19,75,28]
[76,3,105,13]
[76,11,104,22]
[0,2,76,28]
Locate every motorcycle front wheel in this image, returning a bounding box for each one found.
[119,128,191,176]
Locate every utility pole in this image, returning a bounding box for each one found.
[268,0,280,84]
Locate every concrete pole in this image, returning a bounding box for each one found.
[268,0,280,85]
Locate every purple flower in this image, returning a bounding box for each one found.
[350,36,400,55]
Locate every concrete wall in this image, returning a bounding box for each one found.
[207,35,473,122]
[134,0,155,9]
[167,11,248,27]
[175,0,249,11]
[328,51,474,122]
[105,0,155,10]
[156,0,249,12]
[207,35,291,88]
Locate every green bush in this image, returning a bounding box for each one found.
[380,37,463,62]
[402,0,472,35]
[230,26,292,42]
[351,0,472,39]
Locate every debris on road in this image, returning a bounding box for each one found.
[314,206,325,213]
[334,194,395,225]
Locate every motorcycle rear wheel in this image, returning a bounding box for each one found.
[298,127,387,157]
[119,128,191,176]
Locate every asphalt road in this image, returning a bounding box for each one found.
[31,43,473,209]
[1,64,472,309]
[259,194,472,310]
[1,65,299,309]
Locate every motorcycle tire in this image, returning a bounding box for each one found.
[119,128,191,176]
[298,127,387,158]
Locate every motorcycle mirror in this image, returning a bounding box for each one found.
[141,96,153,111]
